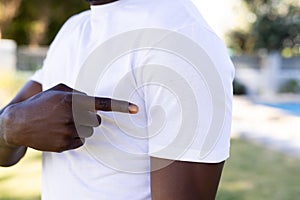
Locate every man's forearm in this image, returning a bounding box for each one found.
[0,81,42,167]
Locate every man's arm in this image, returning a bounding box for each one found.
[0,81,42,167]
[151,157,224,200]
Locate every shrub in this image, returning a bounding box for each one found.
[279,79,300,93]
[233,79,247,95]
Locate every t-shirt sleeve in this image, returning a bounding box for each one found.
[29,12,86,86]
[30,68,44,84]
[137,25,234,163]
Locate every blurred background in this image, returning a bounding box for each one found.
[0,0,299,199]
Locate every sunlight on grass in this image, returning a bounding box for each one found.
[221,180,254,192]
[0,149,41,200]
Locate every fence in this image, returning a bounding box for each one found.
[232,52,300,95]
[0,40,47,71]
[0,39,17,71]
[17,46,48,71]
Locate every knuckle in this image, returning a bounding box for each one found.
[84,126,93,135]
[77,126,94,138]
[88,116,97,127]
[87,127,94,137]
[3,131,15,145]
[89,114,100,127]
[1,106,18,145]
[62,94,73,104]
[97,98,111,111]
[2,105,16,124]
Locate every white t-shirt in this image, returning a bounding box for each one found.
[31,0,235,199]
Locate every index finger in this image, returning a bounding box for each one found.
[95,97,139,114]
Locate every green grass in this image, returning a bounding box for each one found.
[0,150,41,200]
[217,139,300,200]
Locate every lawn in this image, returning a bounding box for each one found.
[217,139,300,200]
[0,71,300,199]
[0,149,41,200]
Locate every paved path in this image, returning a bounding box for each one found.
[232,97,300,158]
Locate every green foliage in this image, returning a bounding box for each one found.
[228,0,300,55]
[217,139,300,200]
[233,79,247,95]
[2,0,89,45]
[279,79,300,93]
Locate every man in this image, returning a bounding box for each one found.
[0,0,234,199]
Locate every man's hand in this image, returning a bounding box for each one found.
[0,84,138,153]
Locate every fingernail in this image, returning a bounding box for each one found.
[128,104,139,114]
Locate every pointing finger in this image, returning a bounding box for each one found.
[95,97,139,114]
[72,94,139,114]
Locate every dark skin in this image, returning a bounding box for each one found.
[151,158,224,200]
[88,0,119,6]
[0,81,138,166]
[0,0,226,199]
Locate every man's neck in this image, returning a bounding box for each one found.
[88,0,119,6]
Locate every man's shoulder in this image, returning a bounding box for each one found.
[62,10,91,30]
[49,10,90,43]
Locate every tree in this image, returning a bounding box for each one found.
[228,0,300,56]
[1,0,88,46]
[0,0,22,38]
